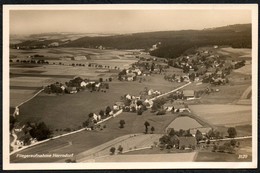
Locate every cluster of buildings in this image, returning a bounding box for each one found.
[44,77,109,94]
[168,46,245,85]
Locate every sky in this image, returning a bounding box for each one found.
[10,10,251,35]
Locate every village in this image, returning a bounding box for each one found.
[9,42,252,164]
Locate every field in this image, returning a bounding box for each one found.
[189,104,251,127]
[16,73,183,131]
[166,116,202,130]
[77,134,163,162]
[216,47,251,59]
[11,112,177,163]
[10,47,140,109]
[233,62,252,75]
[93,152,197,162]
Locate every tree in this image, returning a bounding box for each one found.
[227,127,237,138]
[195,130,203,143]
[99,78,103,82]
[230,139,237,147]
[159,135,171,146]
[212,144,217,152]
[168,128,175,137]
[144,121,150,134]
[29,122,52,141]
[105,106,112,116]
[118,145,123,154]
[99,110,105,119]
[119,120,126,128]
[110,147,116,155]
[151,126,155,134]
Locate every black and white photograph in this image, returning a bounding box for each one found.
[2,4,258,170]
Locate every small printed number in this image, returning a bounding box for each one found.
[238,154,248,159]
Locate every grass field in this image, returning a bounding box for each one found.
[17,75,183,131]
[216,47,251,60]
[11,112,176,163]
[189,104,251,127]
[199,84,250,104]
[92,152,197,162]
[9,47,139,110]
[166,116,202,130]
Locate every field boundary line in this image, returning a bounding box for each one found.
[17,88,44,108]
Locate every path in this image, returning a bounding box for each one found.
[10,88,44,152]
[10,130,18,151]
[236,86,252,105]
[150,82,191,101]
[208,136,252,142]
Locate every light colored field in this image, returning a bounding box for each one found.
[92,152,197,162]
[10,89,37,107]
[233,63,252,75]
[78,134,162,162]
[167,117,202,130]
[189,104,251,126]
[217,47,251,58]
[200,84,250,104]
[10,77,51,87]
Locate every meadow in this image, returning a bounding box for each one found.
[11,112,177,163]
[189,104,251,127]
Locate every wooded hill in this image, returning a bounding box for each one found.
[15,24,252,59]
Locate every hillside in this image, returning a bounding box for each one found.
[13,24,251,59]
[65,24,252,58]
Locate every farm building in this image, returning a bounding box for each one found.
[48,42,59,47]
[183,90,195,100]
[66,87,77,94]
[115,102,125,109]
[179,137,196,149]
[73,56,87,61]
[163,102,175,111]
[190,127,212,137]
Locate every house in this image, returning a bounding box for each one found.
[13,106,19,116]
[182,75,190,82]
[113,104,120,111]
[143,71,151,76]
[216,70,223,77]
[60,85,66,91]
[134,68,142,76]
[144,99,153,108]
[194,77,200,82]
[66,87,77,94]
[95,82,101,88]
[179,137,197,149]
[183,90,195,100]
[126,73,136,81]
[163,102,174,111]
[115,102,125,109]
[93,113,98,121]
[190,127,212,137]
[207,67,216,74]
[14,124,24,132]
[148,89,154,96]
[73,56,87,61]
[126,94,132,100]
[80,81,88,87]
[48,42,59,47]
